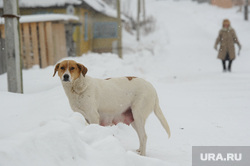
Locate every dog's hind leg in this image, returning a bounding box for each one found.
[131,120,147,156]
[131,98,154,156]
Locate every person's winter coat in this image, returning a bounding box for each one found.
[214,27,241,60]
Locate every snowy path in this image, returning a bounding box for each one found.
[0,1,250,166]
[142,1,250,164]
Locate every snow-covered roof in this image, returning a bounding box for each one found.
[83,0,117,18]
[0,0,120,19]
[0,14,79,24]
[0,0,81,8]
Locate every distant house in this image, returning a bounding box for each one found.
[0,0,122,56]
[193,0,247,8]
[211,0,236,8]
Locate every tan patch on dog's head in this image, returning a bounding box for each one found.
[53,60,88,81]
[126,76,137,81]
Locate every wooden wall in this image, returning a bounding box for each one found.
[0,21,67,71]
[211,0,233,8]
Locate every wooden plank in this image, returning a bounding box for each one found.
[0,25,5,38]
[0,26,2,38]
[23,23,32,68]
[3,26,5,39]
[52,23,67,63]
[45,22,54,66]
[56,23,67,61]
[30,23,39,65]
[59,24,67,59]
[52,23,60,63]
[0,26,3,38]
[19,24,24,67]
[38,22,47,68]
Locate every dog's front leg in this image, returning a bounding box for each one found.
[73,107,100,125]
[83,109,100,125]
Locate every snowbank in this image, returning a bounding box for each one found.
[0,112,165,166]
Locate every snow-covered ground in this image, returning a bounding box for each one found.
[1,0,250,166]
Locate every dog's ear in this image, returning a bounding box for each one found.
[77,63,88,77]
[53,63,60,77]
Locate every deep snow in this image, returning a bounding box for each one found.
[1,0,250,166]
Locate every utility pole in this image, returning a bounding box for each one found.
[136,0,141,41]
[3,0,23,93]
[244,0,249,20]
[117,0,122,58]
[142,0,146,22]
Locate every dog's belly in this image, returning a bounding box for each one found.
[100,107,134,126]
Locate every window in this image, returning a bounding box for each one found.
[93,22,118,39]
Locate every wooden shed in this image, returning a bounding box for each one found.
[193,0,248,8]
[0,14,79,71]
[211,0,248,8]
[211,0,234,8]
[0,0,122,56]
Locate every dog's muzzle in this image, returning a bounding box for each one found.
[63,74,70,82]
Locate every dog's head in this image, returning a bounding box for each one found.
[53,60,88,82]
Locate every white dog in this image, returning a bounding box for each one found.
[53,60,170,156]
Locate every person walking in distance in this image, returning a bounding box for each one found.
[214,19,241,72]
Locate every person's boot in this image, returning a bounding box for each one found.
[228,60,232,72]
[222,61,226,72]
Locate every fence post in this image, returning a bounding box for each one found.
[136,0,141,41]
[3,0,23,93]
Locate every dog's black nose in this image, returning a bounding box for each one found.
[63,74,69,81]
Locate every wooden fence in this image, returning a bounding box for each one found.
[0,21,66,70]
[19,21,67,68]
[0,15,78,74]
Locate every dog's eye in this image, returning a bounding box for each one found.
[70,67,75,70]
[60,67,65,70]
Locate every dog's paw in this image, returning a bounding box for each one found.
[136,149,145,156]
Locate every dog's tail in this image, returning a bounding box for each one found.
[154,95,171,138]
